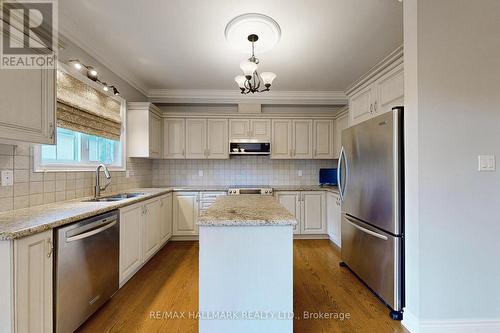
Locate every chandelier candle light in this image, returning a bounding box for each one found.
[234,34,277,94]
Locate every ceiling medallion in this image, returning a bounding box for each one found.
[225,13,280,94]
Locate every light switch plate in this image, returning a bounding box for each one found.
[298,170,303,177]
[198,170,204,177]
[478,155,495,171]
[1,170,13,186]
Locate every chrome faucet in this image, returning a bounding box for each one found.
[95,164,111,198]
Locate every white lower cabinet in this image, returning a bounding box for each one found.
[119,194,172,286]
[159,193,173,244]
[276,191,326,235]
[276,192,301,235]
[173,192,199,236]
[143,198,162,262]
[13,230,53,333]
[326,192,342,246]
[301,191,327,234]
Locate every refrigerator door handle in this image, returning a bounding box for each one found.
[345,216,388,241]
[337,146,347,201]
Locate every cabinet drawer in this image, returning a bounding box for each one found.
[201,192,226,200]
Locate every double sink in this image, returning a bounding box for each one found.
[84,192,145,202]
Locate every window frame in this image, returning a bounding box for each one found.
[33,63,127,172]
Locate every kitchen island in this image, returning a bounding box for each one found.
[197,195,297,333]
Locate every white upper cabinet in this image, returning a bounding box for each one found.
[375,65,404,115]
[334,112,349,158]
[349,84,376,126]
[0,69,56,145]
[207,119,229,159]
[348,61,404,126]
[271,119,292,159]
[127,102,163,158]
[292,120,313,159]
[229,119,270,141]
[185,119,207,159]
[185,118,228,159]
[249,119,271,141]
[313,120,334,159]
[163,118,185,159]
[229,119,249,140]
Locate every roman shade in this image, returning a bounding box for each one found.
[56,70,122,141]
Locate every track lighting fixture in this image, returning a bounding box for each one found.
[68,60,120,96]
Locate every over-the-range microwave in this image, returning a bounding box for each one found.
[229,141,271,155]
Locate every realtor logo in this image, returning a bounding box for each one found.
[1,0,57,68]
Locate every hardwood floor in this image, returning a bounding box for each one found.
[77,240,407,333]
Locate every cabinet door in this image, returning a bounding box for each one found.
[173,192,199,235]
[119,204,144,285]
[326,192,341,246]
[301,191,326,234]
[313,120,334,159]
[149,111,162,158]
[349,84,375,126]
[250,119,271,141]
[159,193,173,244]
[276,192,301,234]
[271,119,292,159]
[14,230,53,333]
[229,119,250,140]
[143,199,161,262]
[292,120,313,159]
[375,65,404,115]
[334,113,349,158]
[207,119,228,159]
[0,69,55,145]
[185,119,207,159]
[163,118,185,159]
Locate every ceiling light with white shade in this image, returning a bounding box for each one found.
[226,13,280,94]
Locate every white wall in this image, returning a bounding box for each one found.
[404,0,500,331]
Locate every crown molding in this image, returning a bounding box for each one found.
[58,26,150,97]
[148,89,348,105]
[345,45,404,96]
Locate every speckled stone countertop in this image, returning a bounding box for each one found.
[197,195,297,227]
[0,188,172,240]
[171,185,339,193]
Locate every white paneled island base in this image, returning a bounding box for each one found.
[198,196,296,333]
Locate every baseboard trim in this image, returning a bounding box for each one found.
[293,234,329,240]
[420,319,500,333]
[171,235,199,241]
[402,310,500,333]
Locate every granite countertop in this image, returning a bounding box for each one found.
[172,185,339,193]
[0,188,172,240]
[197,195,297,227]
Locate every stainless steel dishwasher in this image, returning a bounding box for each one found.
[54,210,119,333]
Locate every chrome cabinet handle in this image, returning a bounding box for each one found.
[370,104,373,113]
[49,122,55,140]
[374,101,378,112]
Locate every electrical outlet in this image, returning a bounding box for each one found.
[1,170,13,186]
[478,155,495,171]
[198,170,204,177]
[298,170,303,177]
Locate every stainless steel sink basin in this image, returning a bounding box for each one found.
[84,192,145,202]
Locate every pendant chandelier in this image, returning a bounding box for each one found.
[234,34,277,94]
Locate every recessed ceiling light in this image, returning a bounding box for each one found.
[225,13,281,54]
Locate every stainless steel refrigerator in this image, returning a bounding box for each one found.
[337,106,404,320]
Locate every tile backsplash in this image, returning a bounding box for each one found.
[0,144,153,212]
[153,156,336,187]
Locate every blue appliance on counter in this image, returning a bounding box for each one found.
[319,168,338,185]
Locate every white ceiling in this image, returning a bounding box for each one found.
[59,0,402,95]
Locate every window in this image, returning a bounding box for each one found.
[35,128,125,171]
